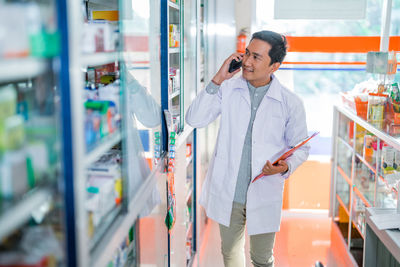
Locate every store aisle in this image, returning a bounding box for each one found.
[199,211,341,267]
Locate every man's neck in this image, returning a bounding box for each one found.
[248,76,272,88]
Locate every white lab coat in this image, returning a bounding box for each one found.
[186,75,310,235]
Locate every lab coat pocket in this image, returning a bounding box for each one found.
[210,156,228,193]
[263,116,284,145]
[253,174,284,202]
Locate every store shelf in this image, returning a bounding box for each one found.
[168,1,180,10]
[186,189,193,204]
[85,131,122,166]
[336,194,349,216]
[338,136,353,151]
[336,105,400,151]
[81,52,119,67]
[186,155,193,168]
[354,187,372,207]
[176,125,194,149]
[90,163,162,267]
[352,219,365,239]
[0,58,47,83]
[88,0,118,9]
[0,188,52,241]
[90,205,122,251]
[378,175,398,195]
[186,221,193,238]
[337,165,352,185]
[169,47,180,53]
[355,153,376,174]
[169,90,180,99]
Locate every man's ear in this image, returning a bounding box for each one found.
[271,62,281,73]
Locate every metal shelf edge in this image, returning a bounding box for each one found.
[176,125,194,149]
[355,153,377,174]
[0,58,47,83]
[353,187,372,208]
[337,165,352,186]
[169,90,180,99]
[169,48,180,53]
[337,136,353,151]
[85,131,122,166]
[351,219,365,239]
[186,155,193,168]
[0,188,52,240]
[336,194,350,216]
[81,52,119,67]
[168,1,180,10]
[186,189,193,204]
[186,221,193,238]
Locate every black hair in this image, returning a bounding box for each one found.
[250,30,287,65]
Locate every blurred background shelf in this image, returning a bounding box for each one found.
[85,130,122,166]
[169,47,180,53]
[0,188,52,241]
[81,52,119,67]
[0,58,47,83]
[168,1,179,10]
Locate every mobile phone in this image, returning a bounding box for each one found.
[228,59,242,73]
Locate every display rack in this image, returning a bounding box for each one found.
[185,130,197,266]
[60,0,162,265]
[0,58,48,83]
[161,0,184,150]
[330,105,400,266]
[0,1,67,265]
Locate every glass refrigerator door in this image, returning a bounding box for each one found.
[121,0,167,266]
[0,1,66,266]
[121,0,163,196]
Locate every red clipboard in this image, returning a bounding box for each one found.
[252,131,319,183]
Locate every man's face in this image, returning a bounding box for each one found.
[242,39,280,86]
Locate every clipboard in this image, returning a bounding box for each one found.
[252,131,319,183]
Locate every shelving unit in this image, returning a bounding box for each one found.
[81,52,119,68]
[0,58,48,83]
[161,0,183,142]
[184,131,196,266]
[85,130,122,166]
[0,188,52,241]
[0,1,67,265]
[330,105,400,266]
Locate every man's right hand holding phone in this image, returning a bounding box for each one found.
[212,53,243,86]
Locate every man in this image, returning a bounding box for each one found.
[186,30,310,267]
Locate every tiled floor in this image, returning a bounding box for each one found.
[199,210,341,267]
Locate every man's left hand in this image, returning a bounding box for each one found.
[262,160,288,176]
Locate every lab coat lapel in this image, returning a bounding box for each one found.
[264,74,283,102]
[237,76,250,106]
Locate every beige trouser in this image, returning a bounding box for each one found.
[219,202,276,267]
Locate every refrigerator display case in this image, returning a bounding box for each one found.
[330,105,400,266]
[161,0,184,136]
[0,1,66,266]
[60,0,166,266]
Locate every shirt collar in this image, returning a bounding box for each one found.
[239,74,283,102]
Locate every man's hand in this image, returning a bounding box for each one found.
[212,53,243,85]
[262,160,288,176]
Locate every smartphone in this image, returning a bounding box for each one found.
[228,59,242,73]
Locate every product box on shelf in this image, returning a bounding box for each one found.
[86,150,122,235]
[82,21,118,53]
